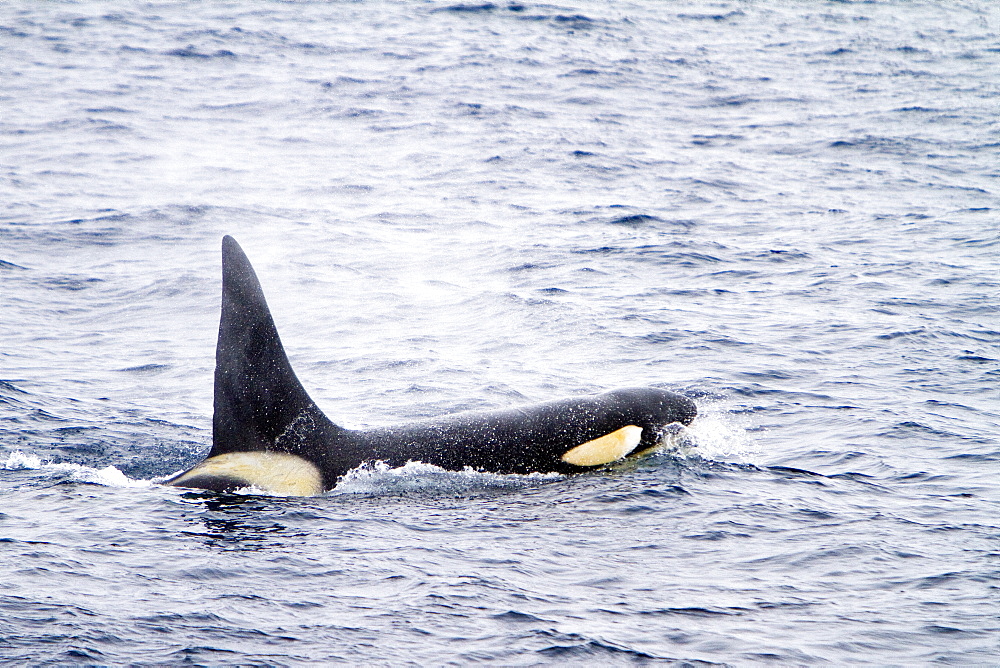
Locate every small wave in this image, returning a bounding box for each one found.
[116,363,171,373]
[436,2,501,12]
[164,45,237,59]
[1,451,152,488]
[608,213,662,226]
[0,259,28,270]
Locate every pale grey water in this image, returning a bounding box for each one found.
[1,1,999,664]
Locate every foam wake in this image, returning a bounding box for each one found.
[333,460,562,496]
[1,450,154,488]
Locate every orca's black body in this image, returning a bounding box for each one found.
[166,236,697,495]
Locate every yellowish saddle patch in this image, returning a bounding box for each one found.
[561,425,643,467]
[170,451,324,496]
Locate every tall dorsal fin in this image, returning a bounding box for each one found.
[210,236,341,462]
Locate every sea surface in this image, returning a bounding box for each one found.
[1,1,998,664]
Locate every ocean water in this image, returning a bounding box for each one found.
[1,1,998,664]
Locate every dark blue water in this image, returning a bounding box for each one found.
[2,1,998,664]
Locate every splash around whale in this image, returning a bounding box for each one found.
[165,236,697,496]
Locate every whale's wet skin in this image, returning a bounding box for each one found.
[1,1,998,664]
[167,236,697,495]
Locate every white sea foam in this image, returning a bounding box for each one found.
[333,459,561,496]
[1,450,153,488]
[680,404,764,465]
[2,450,44,470]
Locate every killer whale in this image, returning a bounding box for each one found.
[166,236,697,495]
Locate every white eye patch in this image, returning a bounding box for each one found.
[561,425,643,467]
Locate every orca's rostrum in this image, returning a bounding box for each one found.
[166,236,697,496]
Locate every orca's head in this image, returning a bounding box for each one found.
[608,387,697,427]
